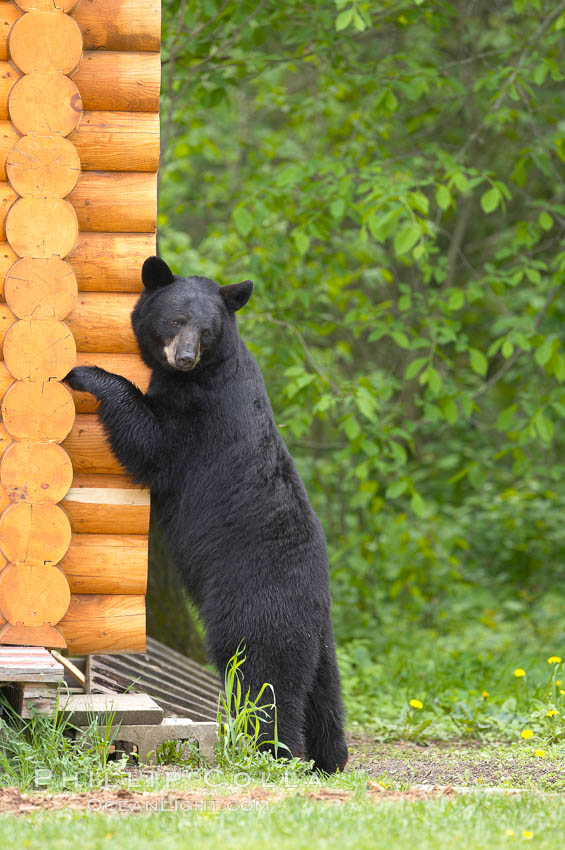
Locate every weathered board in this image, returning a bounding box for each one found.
[0,0,159,652]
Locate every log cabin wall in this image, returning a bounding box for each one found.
[0,0,160,654]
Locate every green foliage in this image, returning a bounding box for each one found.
[216,646,310,777]
[160,0,565,698]
[0,693,126,791]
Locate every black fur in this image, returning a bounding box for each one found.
[65,257,348,773]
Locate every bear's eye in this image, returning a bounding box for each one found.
[170,319,183,328]
[202,328,211,338]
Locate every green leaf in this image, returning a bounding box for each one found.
[343,415,361,440]
[405,357,428,380]
[436,185,451,210]
[447,290,464,311]
[293,230,310,256]
[330,199,346,219]
[335,8,353,30]
[233,206,254,238]
[410,491,428,517]
[385,480,408,499]
[538,211,553,231]
[534,337,554,367]
[480,187,500,214]
[427,366,442,394]
[470,348,488,376]
[534,412,554,443]
[394,224,420,255]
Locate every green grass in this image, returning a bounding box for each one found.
[1,794,564,850]
[339,594,565,746]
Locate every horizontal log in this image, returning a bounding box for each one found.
[9,70,82,136]
[0,563,70,625]
[0,121,17,180]
[0,60,19,120]
[6,135,80,198]
[72,0,160,52]
[70,110,159,172]
[9,10,83,75]
[72,51,159,112]
[60,533,147,594]
[68,171,156,233]
[2,379,75,442]
[61,473,150,534]
[5,197,79,258]
[0,302,15,344]
[63,413,123,474]
[0,622,66,648]
[66,292,138,353]
[72,353,150,413]
[0,182,17,238]
[58,593,146,654]
[0,4,20,62]
[0,241,17,296]
[3,318,76,382]
[0,502,72,565]
[68,232,154,291]
[4,257,77,320]
[16,0,78,11]
[1,441,73,503]
[0,360,14,398]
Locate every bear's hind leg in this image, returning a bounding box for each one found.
[304,637,348,774]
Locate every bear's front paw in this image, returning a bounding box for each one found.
[64,366,100,394]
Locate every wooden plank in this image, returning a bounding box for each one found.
[68,172,157,233]
[59,692,163,726]
[50,649,86,687]
[72,0,160,52]
[59,533,148,594]
[0,645,65,682]
[70,111,159,172]
[72,51,160,112]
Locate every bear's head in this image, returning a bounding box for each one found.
[132,256,253,373]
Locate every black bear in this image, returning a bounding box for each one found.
[65,256,348,773]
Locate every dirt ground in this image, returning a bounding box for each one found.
[347,735,565,790]
[0,736,562,815]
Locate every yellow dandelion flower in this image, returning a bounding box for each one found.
[521,729,533,739]
[481,690,489,698]
[534,749,546,758]
[546,709,559,717]
[504,829,515,837]
[409,699,423,709]
[556,680,561,686]
[522,831,533,840]
[547,656,562,664]
[560,689,565,696]
[514,668,526,678]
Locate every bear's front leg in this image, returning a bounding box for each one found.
[65,366,163,486]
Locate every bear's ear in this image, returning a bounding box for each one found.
[142,256,175,291]
[220,280,253,312]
